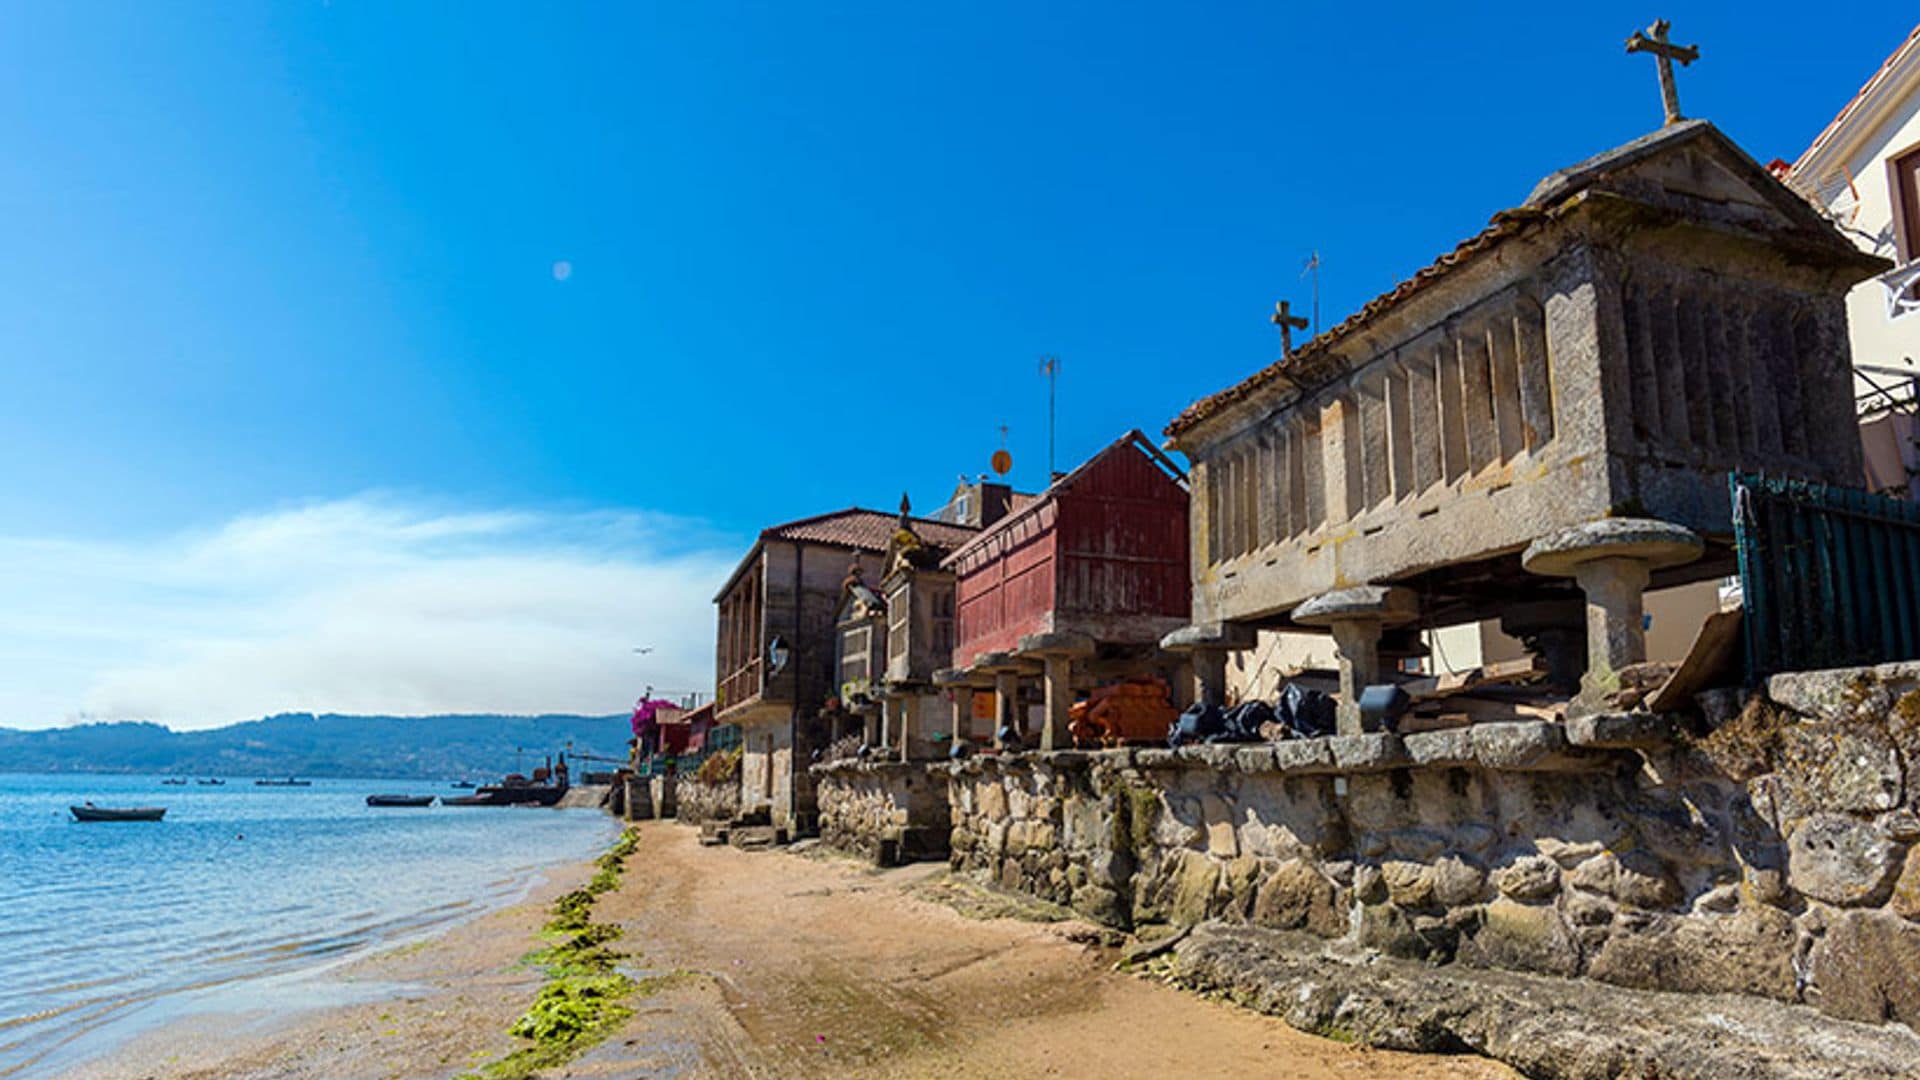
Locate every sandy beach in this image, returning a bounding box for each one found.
[64,821,1515,1079]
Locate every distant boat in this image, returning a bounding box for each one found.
[254,778,311,787]
[450,781,477,789]
[441,794,491,806]
[197,778,225,786]
[161,778,187,786]
[366,794,436,808]
[72,804,166,822]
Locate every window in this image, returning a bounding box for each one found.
[1893,144,1920,264]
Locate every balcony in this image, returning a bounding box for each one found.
[717,657,764,719]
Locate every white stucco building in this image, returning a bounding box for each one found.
[1786,24,1920,498]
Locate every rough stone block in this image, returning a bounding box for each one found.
[1234,746,1277,772]
[1328,733,1408,771]
[1809,909,1920,1028]
[1459,897,1580,976]
[1768,661,1920,723]
[1588,909,1797,1000]
[1493,855,1561,901]
[1893,847,1920,923]
[1566,710,1675,748]
[1271,738,1335,773]
[1472,721,1571,770]
[1788,812,1902,907]
[1133,748,1178,770]
[1250,858,1348,938]
[1778,720,1904,815]
[1404,727,1476,766]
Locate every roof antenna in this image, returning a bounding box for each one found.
[1038,356,1060,477]
[1300,251,1321,338]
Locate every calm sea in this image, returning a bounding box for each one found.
[0,772,619,1077]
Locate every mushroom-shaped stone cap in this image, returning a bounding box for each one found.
[932,666,986,688]
[1159,622,1258,653]
[971,650,1039,674]
[1521,517,1704,577]
[1291,585,1419,628]
[1017,631,1096,658]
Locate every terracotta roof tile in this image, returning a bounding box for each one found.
[1164,209,1545,439]
[762,508,978,553]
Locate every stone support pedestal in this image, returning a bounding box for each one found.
[1499,599,1589,692]
[1292,586,1419,735]
[1522,518,1704,711]
[973,651,1040,750]
[1019,631,1096,751]
[934,667,989,750]
[1159,623,1257,709]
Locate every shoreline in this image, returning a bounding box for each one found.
[63,820,1514,1079]
[53,829,614,1080]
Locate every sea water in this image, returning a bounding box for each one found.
[0,772,619,1077]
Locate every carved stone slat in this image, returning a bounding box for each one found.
[1360,376,1392,509]
[1513,296,1555,452]
[1438,340,1470,483]
[1409,344,1444,491]
[1386,361,1416,499]
[1650,283,1692,455]
[1677,293,1716,457]
[1460,328,1500,472]
[1488,314,1527,463]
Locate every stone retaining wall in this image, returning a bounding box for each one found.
[942,662,1920,1029]
[812,759,952,866]
[674,775,739,824]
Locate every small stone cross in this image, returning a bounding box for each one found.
[1625,19,1699,126]
[1272,299,1310,356]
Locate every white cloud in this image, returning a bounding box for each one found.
[0,496,736,730]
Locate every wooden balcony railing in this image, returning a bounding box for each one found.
[718,657,764,715]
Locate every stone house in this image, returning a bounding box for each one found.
[1162,120,1884,727]
[831,497,989,761]
[712,506,977,837]
[939,430,1193,751]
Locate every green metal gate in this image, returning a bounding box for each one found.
[1732,473,1920,679]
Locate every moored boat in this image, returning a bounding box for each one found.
[365,794,436,807]
[254,777,311,787]
[197,778,225,786]
[71,804,166,822]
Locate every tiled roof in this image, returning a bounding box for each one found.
[1163,208,1547,439]
[1165,120,1825,442]
[762,508,979,553]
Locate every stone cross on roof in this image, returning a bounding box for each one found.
[1271,299,1310,356]
[1625,19,1700,126]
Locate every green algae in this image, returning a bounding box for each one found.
[463,827,642,1080]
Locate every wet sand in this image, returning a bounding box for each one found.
[66,822,1515,1079]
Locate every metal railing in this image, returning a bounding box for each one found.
[1732,472,1920,680]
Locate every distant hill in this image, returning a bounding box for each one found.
[0,713,633,780]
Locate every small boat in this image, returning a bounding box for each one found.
[366,794,436,808]
[72,804,166,822]
[161,778,187,786]
[450,781,476,789]
[254,778,312,787]
[197,778,225,786]
[441,793,493,806]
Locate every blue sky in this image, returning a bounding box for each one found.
[0,4,1910,727]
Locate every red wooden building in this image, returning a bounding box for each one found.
[940,431,1191,749]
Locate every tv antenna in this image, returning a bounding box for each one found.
[1300,251,1321,338]
[1038,356,1060,477]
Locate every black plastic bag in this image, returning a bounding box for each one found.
[1168,702,1225,747]
[1210,700,1275,743]
[1278,683,1336,738]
